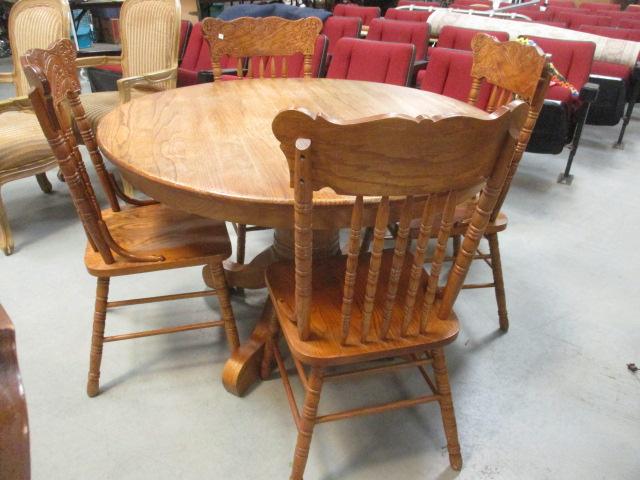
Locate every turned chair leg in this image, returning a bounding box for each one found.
[236,223,247,264]
[260,302,279,379]
[36,172,53,194]
[486,233,508,332]
[432,348,462,471]
[290,367,324,480]
[209,261,240,351]
[0,187,13,256]
[87,277,110,397]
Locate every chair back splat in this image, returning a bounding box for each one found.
[202,16,323,80]
[272,102,529,343]
[21,39,159,265]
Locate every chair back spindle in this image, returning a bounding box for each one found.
[273,103,529,343]
[21,39,163,265]
[202,16,323,80]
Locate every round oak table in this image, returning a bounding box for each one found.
[97,78,488,396]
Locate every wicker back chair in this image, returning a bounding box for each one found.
[0,0,71,255]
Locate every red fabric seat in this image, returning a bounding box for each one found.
[396,0,440,6]
[555,11,612,29]
[384,7,432,23]
[437,26,509,50]
[367,18,429,60]
[419,47,492,109]
[326,37,415,86]
[590,60,632,82]
[333,3,380,26]
[321,16,361,58]
[578,24,640,42]
[580,2,620,11]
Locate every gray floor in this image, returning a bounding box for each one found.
[1,57,639,479]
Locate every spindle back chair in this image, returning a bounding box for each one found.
[0,0,70,255]
[202,16,323,80]
[201,15,323,267]
[21,39,239,397]
[410,34,551,331]
[264,100,529,479]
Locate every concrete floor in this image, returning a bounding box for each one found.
[1,57,639,479]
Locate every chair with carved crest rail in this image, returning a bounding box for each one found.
[202,16,323,266]
[0,0,70,255]
[21,39,240,398]
[262,99,529,479]
[413,33,552,332]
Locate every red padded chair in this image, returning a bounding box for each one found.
[384,7,433,22]
[577,25,640,146]
[580,2,620,11]
[333,3,380,26]
[526,35,598,183]
[420,47,493,108]
[546,6,590,21]
[396,0,440,6]
[326,37,415,86]
[555,11,612,29]
[367,18,429,60]
[616,18,640,29]
[416,26,508,87]
[321,15,361,59]
[602,10,640,22]
[88,19,192,92]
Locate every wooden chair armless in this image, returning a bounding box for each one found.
[0,305,30,480]
[21,39,240,397]
[201,16,323,267]
[262,99,529,479]
[0,0,70,255]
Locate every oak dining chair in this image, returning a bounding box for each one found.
[0,0,70,255]
[417,34,551,332]
[263,99,529,479]
[202,16,324,265]
[21,39,240,398]
[0,305,30,480]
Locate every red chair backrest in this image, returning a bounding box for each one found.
[438,26,509,50]
[333,3,381,26]
[577,24,640,41]
[397,0,440,6]
[601,10,640,21]
[326,37,415,86]
[385,7,433,22]
[322,16,362,56]
[265,34,328,78]
[617,18,640,29]
[528,35,595,91]
[546,6,589,21]
[420,47,492,108]
[367,18,429,60]
[518,9,553,21]
[580,2,620,11]
[555,11,612,29]
[546,0,575,7]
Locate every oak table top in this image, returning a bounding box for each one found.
[97,78,488,230]
[96,78,489,396]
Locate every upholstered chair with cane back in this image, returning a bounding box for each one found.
[0,0,70,255]
[22,39,239,398]
[410,34,551,332]
[262,99,529,479]
[78,0,182,127]
[202,16,323,265]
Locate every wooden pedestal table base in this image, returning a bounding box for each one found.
[203,228,341,396]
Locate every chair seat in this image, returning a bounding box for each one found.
[79,91,120,131]
[0,111,56,173]
[84,203,232,276]
[266,250,459,366]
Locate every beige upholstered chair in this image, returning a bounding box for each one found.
[78,0,181,129]
[0,0,71,255]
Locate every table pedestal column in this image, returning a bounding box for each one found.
[203,228,340,396]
